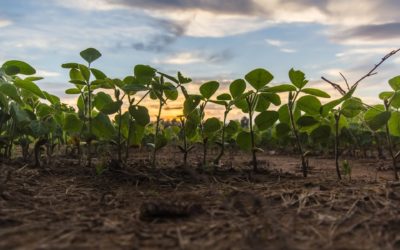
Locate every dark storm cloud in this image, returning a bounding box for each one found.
[131,19,187,52]
[338,22,400,41]
[106,0,259,15]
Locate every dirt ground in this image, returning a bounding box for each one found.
[1,148,400,250]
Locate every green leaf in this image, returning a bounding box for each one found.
[185,115,200,139]
[69,68,85,81]
[101,101,122,115]
[297,116,319,127]
[177,72,191,84]
[234,97,249,113]
[158,72,179,84]
[129,105,150,126]
[289,68,308,89]
[79,64,90,82]
[255,94,270,112]
[301,88,330,98]
[216,93,231,101]
[91,113,115,140]
[155,134,168,150]
[123,83,148,92]
[379,91,394,100]
[310,125,331,142]
[236,131,252,151]
[61,63,79,69]
[225,120,239,136]
[43,91,60,105]
[264,84,296,93]
[297,95,321,115]
[2,60,36,75]
[275,123,291,137]
[14,79,45,98]
[200,81,219,99]
[341,97,364,118]
[25,76,43,81]
[93,92,113,111]
[10,103,30,125]
[134,65,156,85]
[229,79,246,98]
[30,120,49,137]
[183,95,201,115]
[36,103,54,118]
[164,82,178,100]
[203,117,221,136]
[64,113,83,133]
[65,88,81,94]
[389,75,400,91]
[321,98,343,116]
[128,123,145,146]
[4,65,19,75]
[389,111,400,136]
[255,111,279,131]
[278,104,300,124]
[260,92,281,106]
[364,105,390,131]
[80,48,102,64]
[90,68,107,80]
[69,80,86,85]
[390,91,400,109]
[0,84,22,104]
[245,68,273,90]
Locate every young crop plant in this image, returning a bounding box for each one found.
[234,68,281,172]
[197,80,221,167]
[272,68,330,177]
[63,48,105,168]
[138,67,179,168]
[153,71,194,168]
[0,59,62,164]
[211,79,246,165]
[377,75,400,180]
[321,48,400,179]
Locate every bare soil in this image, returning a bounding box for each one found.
[1,149,400,250]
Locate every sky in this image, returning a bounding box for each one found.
[0,0,399,119]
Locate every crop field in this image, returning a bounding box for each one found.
[1,48,400,249]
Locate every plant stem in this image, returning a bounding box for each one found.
[384,100,399,180]
[334,112,342,180]
[203,138,208,167]
[214,110,228,165]
[288,93,307,177]
[117,107,122,162]
[180,118,188,168]
[86,63,92,168]
[246,96,257,172]
[151,99,163,168]
[125,98,134,161]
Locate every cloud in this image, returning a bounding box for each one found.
[36,70,61,78]
[52,0,260,18]
[265,38,296,53]
[0,19,12,28]
[154,49,234,65]
[131,19,186,52]
[333,23,400,44]
[265,39,285,47]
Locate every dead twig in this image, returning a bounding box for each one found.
[322,48,400,95]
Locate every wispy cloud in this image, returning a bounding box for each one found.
[0,19,12,28]
[36,70,61,78]
[265,38,296,53]
[154,49,234,65]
